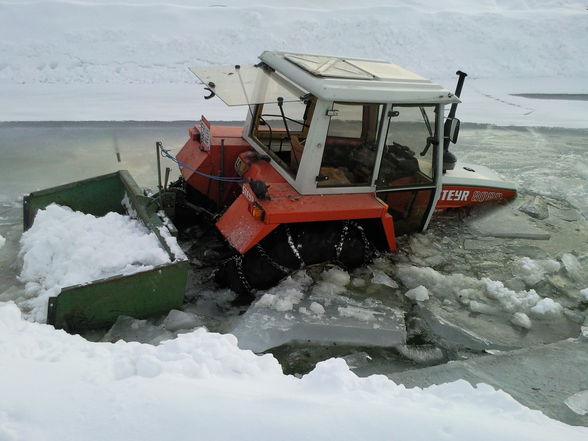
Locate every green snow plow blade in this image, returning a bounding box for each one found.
[23,170,188,333]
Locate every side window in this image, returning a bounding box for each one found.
[318,103,382,187]
[250,98,316,175]
[376,105,437,189]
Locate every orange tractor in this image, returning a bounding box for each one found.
[164,52,516,296]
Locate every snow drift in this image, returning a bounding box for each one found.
[1,301,587,441]
[0,0,587,125]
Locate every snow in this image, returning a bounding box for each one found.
[0,301,586,441]
[530,298,564,317]
[396,263,569,321]
[0,234,5,250]
[561,253,585,283]
[581,289,588,302]
[256,272,311,312]
[0,0,587,127]
[321,266,351,287]
[513,257,561,287]
[18,204,170,322]
[258,289,304,312]
[511,312,532,330]
[405,285,430,302]
[121,193,138,219]
[469,301,501,315]
[309,301,325,315]
[157,225,187,260]
[311,269,350,297]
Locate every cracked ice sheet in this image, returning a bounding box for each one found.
[388,338,588,428]
[465,203,551,240]
[230,269,406,353]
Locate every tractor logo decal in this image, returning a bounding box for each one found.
[440,189,470,201]
[439,189,505,204]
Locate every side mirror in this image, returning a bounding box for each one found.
[444,117,460,144]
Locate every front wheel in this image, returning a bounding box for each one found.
[214,220,378,300]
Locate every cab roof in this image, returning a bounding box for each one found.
[261,51,460,105]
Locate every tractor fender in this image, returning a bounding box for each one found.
[216,194,280,254]
[216,189,396,254]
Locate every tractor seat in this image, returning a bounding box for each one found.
[290,134,304,172]
[319,167,352,185]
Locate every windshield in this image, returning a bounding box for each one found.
[250,96,317,175]
[376,105,437,189]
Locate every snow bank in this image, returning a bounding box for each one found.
[18,204,170,322]
[0,0,586,125]
[1,301,586,441]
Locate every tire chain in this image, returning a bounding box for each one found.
[349,221,374,261]
[255,244,291,275]
[285,226,305,268]
[335,221,350,259]
[233,254,253,294]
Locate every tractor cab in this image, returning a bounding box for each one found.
[190,51,461,236]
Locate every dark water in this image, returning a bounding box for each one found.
[511,93,588,101]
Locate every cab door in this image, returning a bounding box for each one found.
[375,105,440,236]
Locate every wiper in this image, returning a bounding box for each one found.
[277,97,292,140]
[419,106,436,156]
[420,106,433,137]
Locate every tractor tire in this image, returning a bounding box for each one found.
[214,220,375,300]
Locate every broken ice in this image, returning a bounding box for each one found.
[230,269,406,353]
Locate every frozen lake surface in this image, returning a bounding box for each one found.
[1,121,587,426]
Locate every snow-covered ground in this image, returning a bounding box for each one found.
[2,300,587,441]
[0,0,587,126]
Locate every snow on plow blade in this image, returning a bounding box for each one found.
[23,170,188,332]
